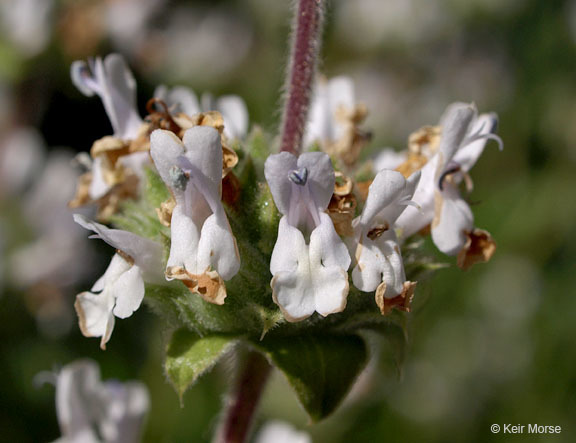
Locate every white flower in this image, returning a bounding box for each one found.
[395,103,501,258]
[154,85,249,140]
[265,152,351,322]
[304,76,369,166]
[73,214,163,349]
[255,421,311,443]
[71,54,149,201]
[352,170,420,301]
[150,126,240,304]
[52,359,149,443]
[304,75,355,148]
[71,54,143,140]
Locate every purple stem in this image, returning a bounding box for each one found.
[212,351,272,443]
[279,0,326,155]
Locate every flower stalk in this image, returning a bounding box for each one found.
[279,0,326,155]
[213,351,272,443]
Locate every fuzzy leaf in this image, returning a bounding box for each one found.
[255,334,368,421]
[246,126,269,163]
[165,328,238,401]
[144,166,171,208]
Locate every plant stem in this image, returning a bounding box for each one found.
[213,351,272,443]
[279,0,326,155]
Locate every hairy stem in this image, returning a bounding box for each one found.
[213,351,272,443]
[279,0,326,154]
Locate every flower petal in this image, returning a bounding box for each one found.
[378,170,421,225]
[91,253,132,292]
[89,156,111,199]
[111,265,145,319]
[100,54,142,139]
[264,152,298,215]
[71,60,97,97]
[352,228,405,296]
[327,76,355,111]
[431,183,474,255]
[297,152,335,211]
[305,76,355,145]
[310,212,350,270]
[270,217,314,321]
[149,129,186,193]
[100,380,150,443]
[352,240,386,292]
[165,202,202,273]
[453,112,498,173]
[378,235,406,298]
[182,126,223,192]
[270,215,305,275]
[312,266,349,317]
[55,360,101,438]
[72,55,142,140]
[437,102,476,164]
[271,269,316,322]
[216,95,249,140]
[73,214,163,280]
[395,155,438,238]
[75,290,115,349]
[271,214,349,321]
[359,169,410,227]
[196,212,240,280]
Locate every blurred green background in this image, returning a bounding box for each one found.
[1,0,575,441]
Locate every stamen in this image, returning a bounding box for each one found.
[71,61,99,96]
[463,132,504,151]
[169,165,189,191]
[438,162,461,191]
[288,167,308,186]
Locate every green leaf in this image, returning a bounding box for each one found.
[144,166,170,208]
[368,322,408,378]
[245,126,269,163]
[255,334,369,421]
[165,329,238,402]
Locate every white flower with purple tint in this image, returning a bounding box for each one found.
[352,169,420,313]
[395,103,501,266]
[71,54,143,140]
[265,152,351,321]
[73,215,163,349]
[51,359,149,443]
[150,126,240,304]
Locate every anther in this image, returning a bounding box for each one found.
[169,166,189,191]
[288,167,308,186]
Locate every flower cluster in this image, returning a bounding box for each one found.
[70,55,501,348]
